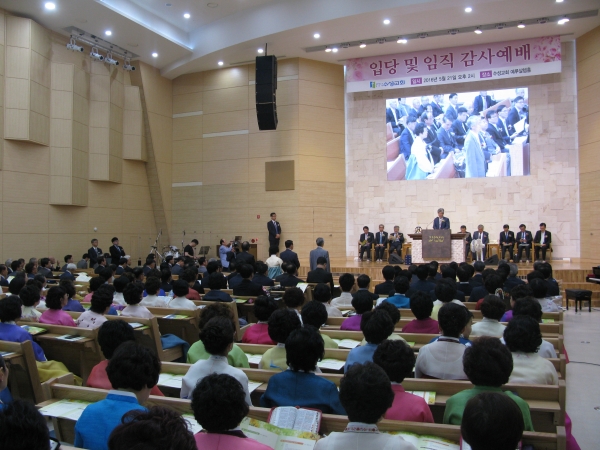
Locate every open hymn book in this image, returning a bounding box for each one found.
[241,416,319,450]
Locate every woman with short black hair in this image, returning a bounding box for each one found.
[39,286,77,326]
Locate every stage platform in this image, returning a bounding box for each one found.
[295,258,600,304]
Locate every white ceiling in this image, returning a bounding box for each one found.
[1,0,599,79]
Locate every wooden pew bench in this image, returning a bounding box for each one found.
[0,339,44,403]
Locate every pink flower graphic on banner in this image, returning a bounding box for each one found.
[346,59,366,81]
[532,36,561,62]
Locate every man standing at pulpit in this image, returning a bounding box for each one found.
[433,208,450,230]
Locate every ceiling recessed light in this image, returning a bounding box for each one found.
[332,48,338,53]
[474,27,482,34]
[313,33,320,39]
[105,30,112,36]
[359,42,366,48]
[383,19,391,25]
[325,46,331,52]
[165,3,172,6]
[184,13,191,18]
[556,0,564,2]
[465,7,472,13]
[518,22,526,28]
[397,38,408,44]
[207,2,218,7]
[45,2,56,10]
[558,17,570,24]
[257,48,264,54]
[152,52,158,58]
[218,61,224,66]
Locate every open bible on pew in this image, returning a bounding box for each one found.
[267,406,321,433]
[241,417,319,450]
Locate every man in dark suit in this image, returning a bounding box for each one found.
[430,95,444,118]
[278,263,303,287]
[407,98,421,119]
[399,116,416,159]
[61,255,74,272]
[503,263,525,293]
[499,224,516,261]
[252,262,275,287]
[374,224,388,262]
[507,96,527,132]
[37,258,54,278]
[306,257,334,291]
[445,93,459,121]
[358,226,375,262]
[451,107,469,147]
[280,240,300,270]
[473,91,496,115]
[388,225,404,257]
[472,225,489,262]
[456,266,473,296]
[94,257,107,275]
[411,265,435,294]
[469,261,485,290]
[233,264,265,296]
[386,99,402,135]
[374,265,395,296]
[171,257,185,276]
[109,237,125,264]
[533,223,552,261]
[88,239,103,268]
[422,112,444,163]
[0,265,8,287]
[267,212,281,249]
[60,264,76,281]
[459,225,472,261]
[433,208,450,230]
[516,224,533,263]
[236,241,256,270]
[485,110,508,150]
[77,254,89,269]
[497,105,517,143]
[437,116,460,156]
[203,272,234,302]
[351,274,379,302]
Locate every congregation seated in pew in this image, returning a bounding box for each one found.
[301,301,339,349]
[259,309,301,371]
[76,284,114,329]
[401,291,440,334]
[510,297,557,358]
[283,287,305,321]
[470,295,506,338]
[345,309,395,373]
[313,283,343,318]
[20,284,43,322]
[39,286,77,327]
[203,272,234,303]
[167,280,198,310]
[121,282,154,319]
[330,273,355,308]
[380,276,411,309]
[139,276,169,308]
[340,290,373,331]
[61,280,85,313]
[241,296,277,345]
[0,400,52,449]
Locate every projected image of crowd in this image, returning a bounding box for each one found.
[386,89,530,181]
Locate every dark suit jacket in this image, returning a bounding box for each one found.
[408,107,420,118]
[451,119,468,146]
[233,279,264,296]
[228,274,243,289]
[456,282,472,296]
[280,249,300,269]
[203,290,233,302]
[278,274,303,288]
[171,264,184,276]
[359,232,375,246]
[547,279,560,296]
[472,231,489,245]
[0,276,9,287]
[60,271,75,281]
[437,127,457,153]
[433,217,450,230]
[411,279,436,294]
[109,245,125,263]
[486,124,507,149]
[37,267,53,278]
[386,108,401,134]
[473,95,495,114]
[507,107,523,130]
[88,246,103,266]
[399,128,414,159]
[469,286,488,302]
[267,221,281,244]
[516,231,533,247]
[533,230,552,245]
[499,230,515,246]
[94,265,106,275]
[236,252,256,269]
[374,280,395,296]
[306,268,334,291]
[115,266,125,275]
[430,288,465,302]
[469,274,484,289]
[504,276,525,293]
[351,289,379,302]
[252,274,275,287]
[431,102,444,117]
[445,104,458,121]
[200,274,227,290]
[374,232,388,246]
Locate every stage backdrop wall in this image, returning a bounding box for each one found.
[346,42,580,259]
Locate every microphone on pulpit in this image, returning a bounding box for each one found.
[425,219,435,230]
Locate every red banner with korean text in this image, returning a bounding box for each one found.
[346,36,561,93]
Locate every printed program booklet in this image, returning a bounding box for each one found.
[241,417,319,450]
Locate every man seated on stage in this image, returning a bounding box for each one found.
[516,224,533,263]
[459,225,472,261]
[388,225,404,258]
[374,224,388,262]
[472,225,489,262]
[358,226,375,262]
[433,208,450,230]
[499,224,515,261]
[533,223,552,262]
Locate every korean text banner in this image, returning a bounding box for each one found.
[346,36,561,93]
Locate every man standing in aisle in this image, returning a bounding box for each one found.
[109,237,126,264]
[88,239,103,268]
[267,212,281,249]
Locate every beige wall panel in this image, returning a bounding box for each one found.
[6,16,30,49]
[73,149,88,178]
[139,63,172,118]
[48,205,89,234]
[109,155,123,183]
[122,209,156,235]
[88,181,122,208]
[578,111,600,146]
[123,160,149,187]
[576,53,600,90]
[109,131,123,157]
[50,118,72,148]
[172,72,203,96]
[203,158,248,185]
[577,81,600,119]
[248,155,297,183]
[73,95,89,126]
[201,184,250,211]
[51,62,73,91]
[89,127,109,155]
[4,109,29,139]
[297,155,344,183]
[74,68,90,99]
[203,66,248,91]
[203,209,249,235]
[275,80,299,107]
[88,207,124,234]
[5,46,29,79]
[124,86,142,110]
[246,183,297,209]
[173,139,203,164]
[298,130,344,158]
[111,79,124,110]
[2,171,48,204]
[49,175,72,204]
[173,91,203,114]
[203,134,248,161]
[30,20,51,58]
[51,90,73,120]
[30,51,50,88]
[0,45,4,80]
[299,80,344,110]
[29,82,50,117]
[110,104,124,132]
[90,75,110,102]
[90,101,110,128]
[28,111,50,145]
[172,162,203,183]
[173,115,203,141]
[297,180,345,209]
[2,202,48,234]
[123,134,143,160]
[5,77,30,109]
[2,140,49,175]
[172,185,202,211]
[147,113,172,164]
[576,25,600,62]
[251,104,299,133]
[202,86,248,114]
[202,110,248,134]
[580,172,600,202]
[88,154,109,180]
[122,185,154,211]
[73,121,89,152]
[155,161,172,210]
[91,60,110,76]
[299,59,344,86]
[2,235,48,262]
[312,206,346,233]
[299,105,344,134]
[248,129,298,158]
[50,147,72,176]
